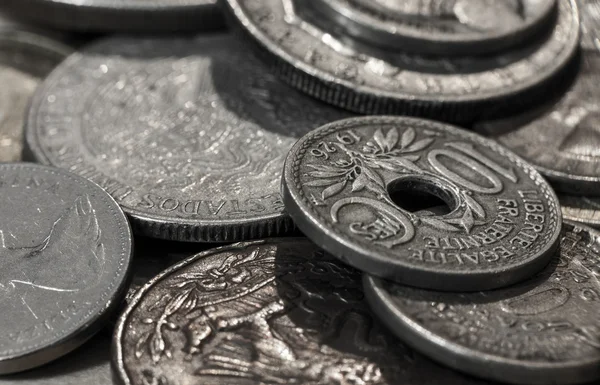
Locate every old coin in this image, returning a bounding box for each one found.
[579,0,600,51]
[476,51,600,196]
[0,30,70,163]
[26,35,346,242]
[0,163,132,374]
[309,0,557,55]
[559,195,600,228]
[282,116,561,291]
[364,221,600,385]
[223,0,579,122]
[0,0,222,32]
[113,238,497,385]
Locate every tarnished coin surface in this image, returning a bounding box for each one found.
[364,221,600,385]
[224,0,579,122]
[26,35,346,242]
[559,195,600,228]
[113,238,497,385]
[0,0,222,32]
[477,51,600,195]
[309,0,556,55]
[0,163,132,374]
[0,30,70,163]
[579,0,600,50]
[282,116,561,291]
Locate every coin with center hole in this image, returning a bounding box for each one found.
[0,163,132,374]
[364,221,600,385]
[309,0,557,55]
[282,116,561,291]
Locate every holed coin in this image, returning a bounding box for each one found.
[25,35,347,242]
[282,116,561,291]
[0,163,132,374]
[364,221,600,385]
[477,51,600,196]
[559,195,600,229]
[113,238,496,385]
[224,0,579,122]
[309,0,557,55]
[0,30,70,162]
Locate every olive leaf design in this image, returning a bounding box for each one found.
[421,192,486,233]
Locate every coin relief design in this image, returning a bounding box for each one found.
[283,116,561,291]
[26,35,346,241]
[364,221,600,385]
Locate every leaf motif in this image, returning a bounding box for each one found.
[362,166,384,188]
[352,172,368,192]
[384,127,399,151]
[389,157,424,174]
[150,333,166,363]
[307,164,341,172]
[402,154,420,162]
[400,127,416,148]
[405,137,435,152]
[135,332,150,359]
[305,179,339,187]
[464,193,485,219]
[164,290,192,316]
[421,217,460,232]
[373,129,386,151]
[322,180,347,200]
[460,207,475,233]
[375,160,401,172]
[308,170,346,178]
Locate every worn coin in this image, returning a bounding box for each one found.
[364,221,600,385]
[26,35,346,242]
[579,0,600,51]
[113,238,499,385]
[559,195,600,229]
[476,51,600,196]
[0,163,132,374]
[282,116,561,291]
[0,0,223,32]
[0,30,70,163]
[309,0,557,55]
[224,0,579,122]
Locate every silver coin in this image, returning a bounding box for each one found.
[559,195,600,228]
[113,238,499,385]
[0,30,70,163]
[364,221,600,385]
[0,163,132,374]
[282,116,562,291]
[579,0,600,51]
[223,0,579,122]
[309,0,557,55]
[0,0,222,32]
[25,35,347,242]
[476,51,600,196]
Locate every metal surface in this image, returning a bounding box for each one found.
[224,0,579,122]
[309,0,557,55]
[364,221,600,385]
[579,0,600,50]
[0,0,223,32]
[0,30,70,163]
[0,163,132,374]
[476,51,600,195]
[559,195,600,228]
[113,238,498,385]
[25,34,347,242]
[282,116,562,291]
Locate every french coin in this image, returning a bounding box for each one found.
[0,30,70,163]
[113,238,495,385]
[0,163,133,374]
[0,0,223,32]
[308,0,557,55]
[476,51,600,196]
[223,0,579,122]
[282,116,561,291]
[364,221,600,385]
[25,35,346,242]
[579,0,600,51]
[559,195,600,228]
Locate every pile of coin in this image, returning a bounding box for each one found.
[0,1,599,384]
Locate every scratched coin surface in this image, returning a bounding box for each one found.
[282,116,561,291]
[0,0,222,32]
[0,30,70,163]
[224,0,579,122]
[559,195,600,229]
[364,221,600,385]
[25,35,346,242]
[0,163,132,374]
[113,238,498,385]
[309,0,556,55]
[477,51,600,195]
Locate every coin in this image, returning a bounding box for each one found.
[579,0,600,51]
[223,0,579,122]
[0,30,70,163]
[0,163,132,374]
[309,0,557,55]
[559,195,600,228]
[364,221,600,385]
[113,238,497,385]
[282,116,562,291]
[476,51,600,196]
[25,35,347,242]
[0,0,223,32]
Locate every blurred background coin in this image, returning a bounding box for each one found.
[559,195,600,228]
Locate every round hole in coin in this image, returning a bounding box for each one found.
[387,176,457,217]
